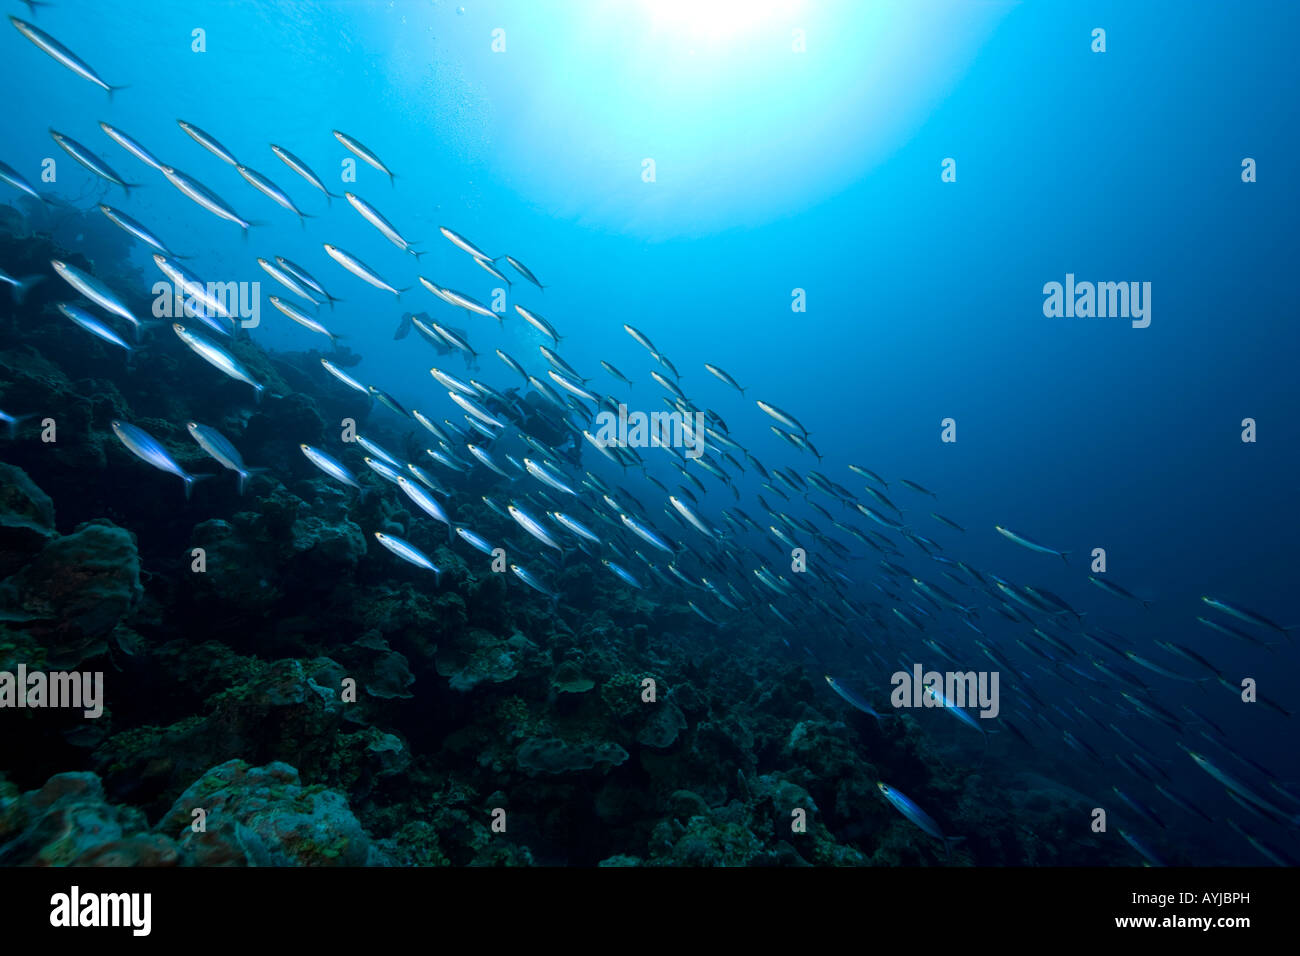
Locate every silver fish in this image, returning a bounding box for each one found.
[58,303,131,352]
[51,259,147,339]
[524,458,577,496]
[510,563,560,603]
[995,525,1070,565]
[346,192,421,257]
[275,256,339,309]
[508,504,563,552]
[186,421,260,493]
[623,323,658,356]
[603,559,642,589]
[551,512,601,544]
[160,165,257,232]
[98,121,163,171]
[373,532,440,580]
[474,256,511,286]
[112,420,204,499]
[439,225,492,260]
[333,130,394,183]
[178,119,238,165]
[270,144,338,203]
[448,391,504,429]
[704,363,746,394]
[877,783,962,858]
[515,304,561,344]
[503,255,544,291]
[50,129,137,195]
[467,443,511,478]
[238,164,311,222]
[755,399,808,436]
[323,243,407,297]
[601,360,633,388]
[10,17,123,97]
[172,324,264,399]
[430,367,477,397]
[99,204,187,258]
[0,159,41,201]
[300,444,359,488]
[152,254,234,336]
[455,526,496,556]
[269,296,341,344]
[396,476,454,541]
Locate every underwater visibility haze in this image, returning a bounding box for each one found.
[0,0,1297,872]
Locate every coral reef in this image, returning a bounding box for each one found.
[0,205,1133,867]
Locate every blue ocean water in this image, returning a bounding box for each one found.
[1,0,1297,867]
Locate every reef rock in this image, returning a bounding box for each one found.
[0,519,142,666]
[0,770,169,866]
[0,463,56,571]
[158,759,374,866]
[516,737,629,775]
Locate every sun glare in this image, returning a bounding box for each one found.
[639,0,805,42]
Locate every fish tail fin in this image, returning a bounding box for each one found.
[388,171,397,187]
[325,293,340,311]
[108,84,129,102]
[1060,551,1072,567]
[238,467,269,495]
[3,414,34,439]
[396,286,411,300]
[12,274,44,305]
[253,383,265,404]
[412,249,426,260]
[943,836,967,861]
[183,473,215,500]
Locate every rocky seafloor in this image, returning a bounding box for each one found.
[0,203,1111,866]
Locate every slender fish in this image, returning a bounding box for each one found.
[323,243,408,297]
[270,144,339,203]
[112,421,205,498]
[10,17,124,97]
[333,130,395,183]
